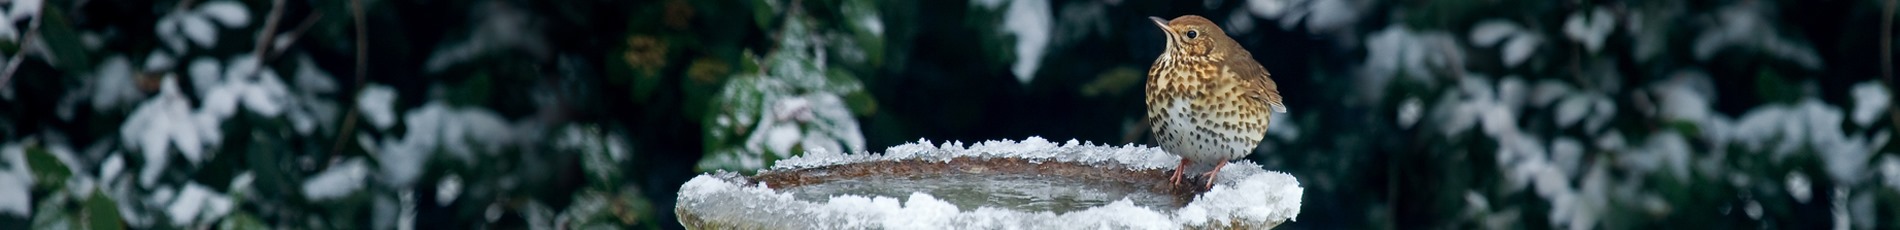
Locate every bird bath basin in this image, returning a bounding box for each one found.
[676,137,1302,229]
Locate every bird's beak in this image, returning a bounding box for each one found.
[1149,16,1170,29]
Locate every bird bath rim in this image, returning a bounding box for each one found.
[675,137,1303,229]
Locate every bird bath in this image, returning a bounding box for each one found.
[675,137,1302,229]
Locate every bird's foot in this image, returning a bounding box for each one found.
[1170,158,1189,186]
[1201,160,1229,189]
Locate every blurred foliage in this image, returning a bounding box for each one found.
[0,0,1896,229]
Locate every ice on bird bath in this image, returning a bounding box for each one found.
[677,137,1303,229]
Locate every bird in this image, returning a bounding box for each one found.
[1144,15,1287,189]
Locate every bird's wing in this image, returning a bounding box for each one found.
[1230,55,1287,113]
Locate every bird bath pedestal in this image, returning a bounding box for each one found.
[675,137,1302,229]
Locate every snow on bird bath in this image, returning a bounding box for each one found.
[677,137,1303,229]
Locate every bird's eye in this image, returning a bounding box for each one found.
[1186,30,1199,39]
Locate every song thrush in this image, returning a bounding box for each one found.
[1144,15,1287,189]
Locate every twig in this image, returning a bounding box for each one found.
[251,0,287,71]
[266,12,324,61]
[1885,0,1899,134]
[0,4,46,91]
[331,0,368,157]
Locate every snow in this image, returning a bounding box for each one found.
[181,15,216,47]
[436,175,462,205]
[120,77,224,187]
[6,0,38,19]
[166,183,234,226]
[1397,97,1421,128]
[973,0,1051,84]
[203,69,292,118]
[1303,0,1360,32]
[359,84,399,129]
[0,144,31,217]
[1247,0,1294,18]
[88,56,145,111]
[375,102,517,187]
[1851,81,1889,126]
[683,137,1302,228]
[302,158,368,201]
[1691,2,1822,70]
[1785,172,1811,203]
[196,1,250,27]
[189,58,221,95]
[1562,8,1614,53]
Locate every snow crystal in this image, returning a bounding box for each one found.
[302,158,368,201]
[1851,81,1889,126]
[689,137,1302,228]
[196,1,250,27]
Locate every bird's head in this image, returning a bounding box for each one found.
[1150,15,1234,62]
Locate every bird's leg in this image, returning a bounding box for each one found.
[1171,158,1190,186]
[1202,160,1228,189]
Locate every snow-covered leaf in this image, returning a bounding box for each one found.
[180,15,218,47]
[121,78,223,187]
[1851,81,1889,126]
[88,57,144,111]
[1563,8,1614,53]
[166,183,233,226]
[8,0,41,21]
[196,1,250,27]
[359,85,398,129]
[302,158,368,201]
[189,58,221,95]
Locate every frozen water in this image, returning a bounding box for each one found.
[686,137,1302,228]
[782,174,1177,213]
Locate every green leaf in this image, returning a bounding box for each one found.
[84,189,123,230]
[25,145,69,190]
[217,212,268,230]
[38,6,93,73]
